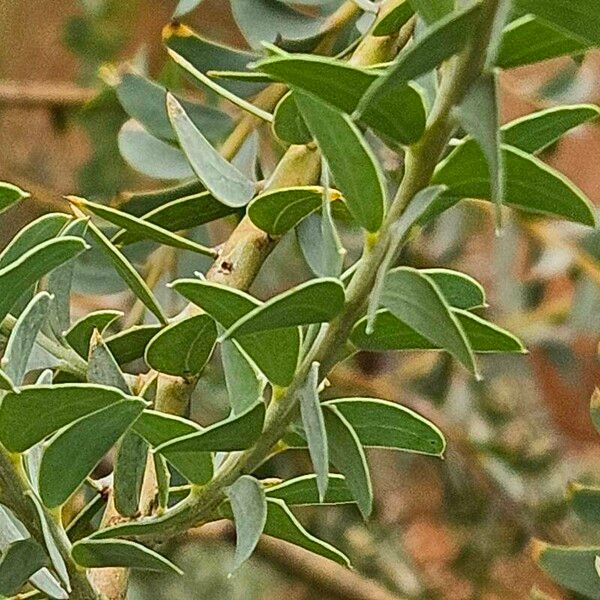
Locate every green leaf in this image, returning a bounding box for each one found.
[455,73,503,226]
[497,15,591,69]
[248,186,338,236]
[295,93,385,232]
[422,269,486,309]
[0,213,70,270]
[503,104,600,154]
[533,541,600,600]
[323,406,372,519]
[568,481,600,524]
[266,474,354,506]
[88,330,129,392]
[258,55,426,146]
[65,310,122,358]
[373,0,414,36]
[255,498,350,566]
[80,216,167,324]
[431,142,596,227]
[272,92,312,145]
[0,182,29,215]
[115,71,232,143]
[352,308,525,355]
[297,212,345,279]
[112,191,238,247]
[71,538,181,574]
[113,432,148,518]
[66,494,106,542]
[173,0,204,18]
[0,370,15,392]
[26,492,70,591]
[514,0,600,46]
[172,280,300,386]
[232,0,324,49]
[321,397,445,456]
[222,339,265,415]
[298,363,329,502]
[592,389,600,434]
[133,410,212,485]
[0,383,137,452]
[105,325,162,365]
[408,0,453,24]
[167,93,256,208]
[39,399,145,507]
[145,314,217,377]
[2,292,51,385]
[221,278,345,340]
[154,402,265,456]
[0,538,49,596]
[0,237,87,325]
[118,119,194,180]
[163,23,264,97]
[119,180,204,216]
[71,196,215,257]
[381,267,478,376]
[362,2,482,108]
[227,475,267,572]
[154,453,171,511]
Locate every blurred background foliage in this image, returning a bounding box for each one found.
[1,1,599,598]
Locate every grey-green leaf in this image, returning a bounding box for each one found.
[221,278,345,340]
[422,268,486,309]
[145,314,217,377]
[154,401,265,455]
[81,217,167,324]
[323,406,372,519]
[222,339,265,415]
[569,481,600,524]
[2,292,51,385]
[381,267,478,376]
[71,538,181,574]
[266,474,354,506]
[431,142,596,227]
[294,92,385,232]
[248,186,332,236]
[503,104,600,154]
[113,432,148,518]
[167,93,255,208]
[172,280,300,386]
[0,237,87,325]
[298,363,329,502]
[0,538,49,596]
[408,0,453,24]
[373,0,414,36]
[0,384,135,452]
[533,541,600,600]
[65,310,122,358]
[0,182,29,215]
[455,72,503,225]
[118,119,194,180]
[105,325,162,365]
[39,399,145,507]
[361,2,482,107]
[88,330,129,393]
[272,92,312,145]
[227,476,267,572]
[73,196,215,257]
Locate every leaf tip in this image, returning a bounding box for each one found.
[162,21,192,42]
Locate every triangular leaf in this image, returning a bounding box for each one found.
[2,292,51,385]
[105,325,162,365]
[0,237,87,325]
[145,314,217,377]
[227,475,267,572]
[0,384,136,452]
[295,93,386,232]
[568,481,600,524]
[323,406,372,519]
[71,538,181,574]
[265,474,354,506]
[272,92,312,145]
[381,267,478,376]
[0,182,29,215]
[39,399,145,507]
[221,278,345,340]
[65,310,122,358]
[167,93,256,208]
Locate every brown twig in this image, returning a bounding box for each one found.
[0,80,96,107]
